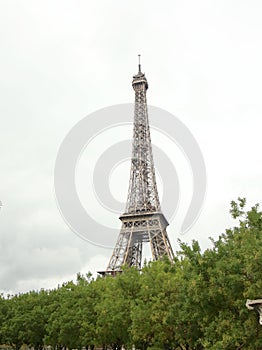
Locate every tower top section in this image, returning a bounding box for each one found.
[132,54,148,90]
[125,56,160,214]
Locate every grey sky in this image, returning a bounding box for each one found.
[1,0,262,293]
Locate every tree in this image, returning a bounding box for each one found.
[1,291,48,350]
[95,267,141,350]
[44,273,97,350]
[130,258,184,349]
[0,293,9,345]
[199,199,262,349]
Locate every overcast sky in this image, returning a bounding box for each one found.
[1,0,262,294]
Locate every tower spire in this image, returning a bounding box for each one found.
[138,54,141,73]
[100,61,174,275]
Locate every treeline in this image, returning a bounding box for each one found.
[1,199,262,350]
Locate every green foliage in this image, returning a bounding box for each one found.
[95,267,140,349]
[1,290,48,350]
[1,199,262,349]
[44,274,96,350]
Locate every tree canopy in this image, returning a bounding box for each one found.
[1,199,262,349]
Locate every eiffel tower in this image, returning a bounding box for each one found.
[100,57,174,275]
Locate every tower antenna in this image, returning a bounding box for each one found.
[138,54,141,73]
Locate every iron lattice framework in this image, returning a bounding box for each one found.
[105,62,174,273]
